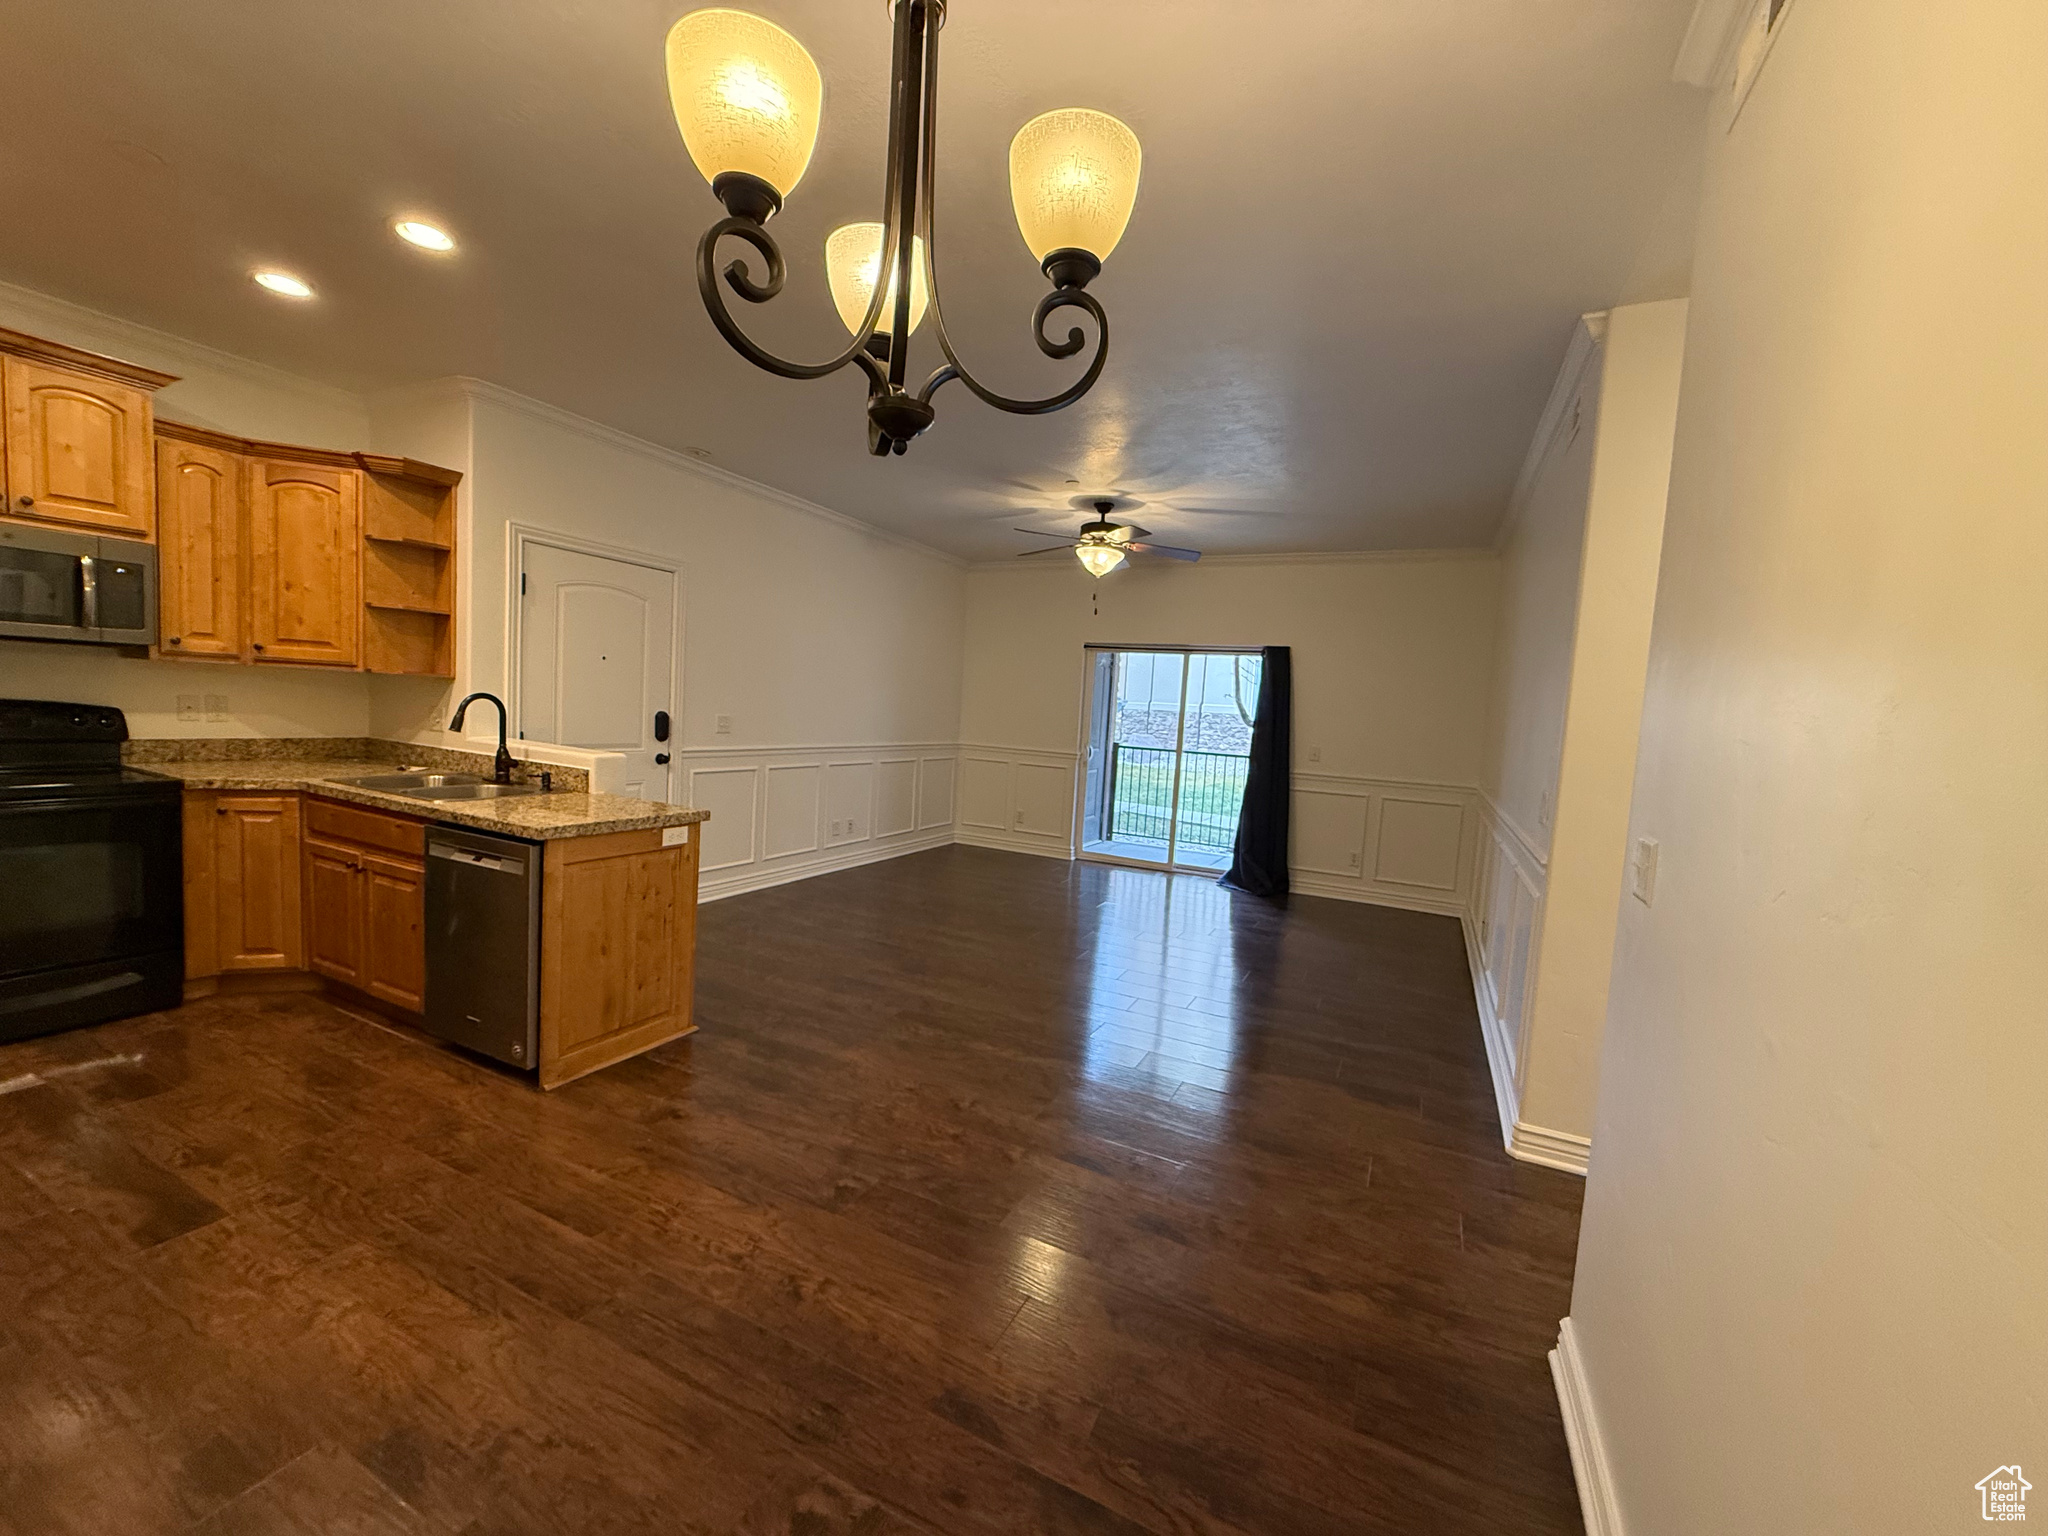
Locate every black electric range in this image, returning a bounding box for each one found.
[0,700,183,1043]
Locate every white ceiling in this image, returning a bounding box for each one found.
[5,0,1705,559]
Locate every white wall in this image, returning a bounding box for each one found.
[1471,300,1687,1169]
[374,381,969,897]
[0,280,379,737]
[1561,2,2047,1532]
[956,554,1499,910]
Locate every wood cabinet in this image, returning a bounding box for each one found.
[155,433,242,657]
[183,791,303,977]
[0,331,172,538]
[302,798,426,1013]
[249,455,360,667]
[539,823,700,1088]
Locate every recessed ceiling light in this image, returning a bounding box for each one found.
[393,219,456,253]
[252,269,314,299]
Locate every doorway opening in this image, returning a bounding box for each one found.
[1080,648,1263,873]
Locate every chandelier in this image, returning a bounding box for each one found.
[666,3,1142,456]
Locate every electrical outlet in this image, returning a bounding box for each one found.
[175,695,201,722]
[1014,809,1025,826]
[1631,836,1660,906]
[204,694,229,722]
[1347,852,1360,869]
[1308,744,1322,764]
[1538,788,1553,831]
[714,714,732,735]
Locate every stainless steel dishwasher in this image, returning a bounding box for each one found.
[424,825,542,1069]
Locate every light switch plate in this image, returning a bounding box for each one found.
[204,695,229,722]
[175,695,201,722]
[1631,836,1660,906]
[714,714,733,735]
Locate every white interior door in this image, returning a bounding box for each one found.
[517,541,677,801]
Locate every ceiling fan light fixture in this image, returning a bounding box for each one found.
[667,9,823,206]
[825,222,929,336]
[1075,541,1126,578]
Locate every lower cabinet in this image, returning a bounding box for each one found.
[302,799,425,1013]
[184,791,303,977]
[539,823,700,1089]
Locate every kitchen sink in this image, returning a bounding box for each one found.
[402,782,543,801]
[326,771,483,791]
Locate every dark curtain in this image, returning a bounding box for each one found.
[1221,646,1291,899]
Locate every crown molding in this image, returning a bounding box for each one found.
[1496,311,1609,551]
[1674,0,1753,87]
[966,546,1496,573]
[433,376,965,569]
[0,277,367,420]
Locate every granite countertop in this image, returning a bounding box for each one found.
[136,758,709,841]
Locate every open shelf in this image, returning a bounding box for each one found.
[363,532,452,552]
[367,599,451,616]
[358,462,458,676]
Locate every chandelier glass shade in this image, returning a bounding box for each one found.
[666,0,1141,455]
[665,9,823,198]
[825,223,929,336]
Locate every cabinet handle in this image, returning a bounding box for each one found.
[216,806,226,815]
[16,495,32,509]
[251,642,264,652]
[167,636,182,646]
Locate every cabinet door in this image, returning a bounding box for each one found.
[213,794,303,971]
[361,850,425,1012]
[2,357,155,536]
[303,837,365,987]
[248,459,359,666]
[182,792,220,979]
[156,439,242,658]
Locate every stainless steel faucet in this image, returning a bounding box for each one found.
[448,692,515,783]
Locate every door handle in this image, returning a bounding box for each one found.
[78,555,98,631]
[655,753,671,765]
[653,709,670,743]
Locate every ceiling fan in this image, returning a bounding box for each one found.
[1016,499,1202,576]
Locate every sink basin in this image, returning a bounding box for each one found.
[327,771,483,791]
[402,782,543,801]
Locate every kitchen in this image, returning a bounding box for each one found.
[0,320,710,1089]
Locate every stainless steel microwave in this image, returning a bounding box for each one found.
[0,524,157,647]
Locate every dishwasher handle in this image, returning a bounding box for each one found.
[428,843,524,875]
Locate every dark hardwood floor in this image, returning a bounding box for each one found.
[0,846,1585,1535]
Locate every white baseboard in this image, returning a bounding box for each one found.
[1289,872,1466,916]
[698,831,954,903]
[1550,1317,1625,1536]
[1511,1119,1592,1175]
[952,828,1073,860]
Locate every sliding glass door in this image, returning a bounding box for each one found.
[1080,648,1262,872]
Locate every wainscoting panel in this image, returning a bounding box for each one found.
[764,765,822,860]
[1462,795,1587,1173]
[876,758,917,838]
[918,757,956,829]
[960,756,1012,831]
[1289,774,1478,916]
[686,766,759,873]
[678,743,958,901]
[1292,786,1370,878]
[954,745,1078,858]
[824,761,874,847]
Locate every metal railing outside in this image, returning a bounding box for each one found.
[1108,745,1249,852]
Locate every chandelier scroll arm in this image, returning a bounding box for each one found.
[906,0,1110,417]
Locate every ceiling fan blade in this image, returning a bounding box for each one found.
[1122,523,1150,540]
[1127,541,1202,562]
[1013,526,1079,541]
[1017,543,1080,557]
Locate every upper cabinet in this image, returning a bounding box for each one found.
[248,453,360,667]
[0,330,173,538]
[156,430,242,658]
[0,323,460,676]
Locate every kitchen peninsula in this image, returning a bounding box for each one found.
[137,735,708,1089]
